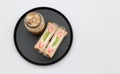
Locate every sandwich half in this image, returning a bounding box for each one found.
[34,22,58,53]
[43,26,68,58]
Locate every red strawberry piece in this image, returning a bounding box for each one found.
[48,47,54,53]
[39,41,44,48]
[48,26,53,32]
[57,31,63,38]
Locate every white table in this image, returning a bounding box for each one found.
[0,0,120,74]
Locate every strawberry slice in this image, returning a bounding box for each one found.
[39,41,44,48]
[48,26,53,32]
[57,31,63,38]
[48,47,54,53]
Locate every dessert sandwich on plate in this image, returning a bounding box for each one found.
[14,7,73,65]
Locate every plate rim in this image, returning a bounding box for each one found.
[13,7,73,66]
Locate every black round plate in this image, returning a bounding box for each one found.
[14,7,73,65]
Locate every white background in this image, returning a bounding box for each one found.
[0,0,120,74]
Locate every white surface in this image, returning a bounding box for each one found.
[0,0,120,74]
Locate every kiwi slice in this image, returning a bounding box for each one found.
[43,32,50,42]
[52,37,59,47]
